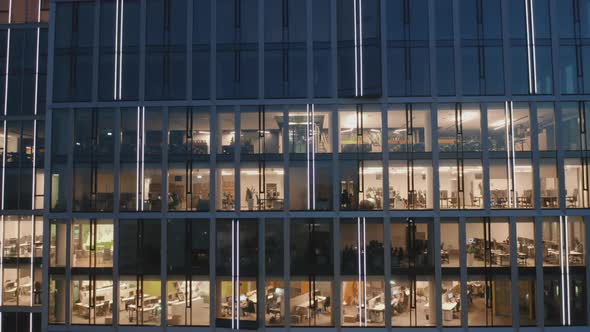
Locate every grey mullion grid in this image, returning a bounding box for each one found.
[549,0,560,97]
[458,216,467,327]
[257,217,265,328]
[509,215,519,328]
[210,0,216,102]
[331,106,339,211]
[534,215,544,327]
[452,0,462,97]
[332,216,341,327]
[160,216,167,327]
[258,0,264,100]
[428,0,436,97]
[380,0,388,98]
[330,0,337,98]
[306,0,313,99]
[234,106,241,212]
[283,216,291,328]
[530,101,542,210]
[431,103,440,212]
[114,107,121,214]
[586,215,590,325]
[139,0,146,102]
[481,102,491,211]
[186,0,193,101]
[67,108,74,213]
[555,101,567,211]
[381,103,389,213]
[112,216,120,325]
[383,216,392,329]
[161,106,169,213]
[433,217,443,328]
[501,0,512,97]
[91,0,100,103]
[282,105,289,212]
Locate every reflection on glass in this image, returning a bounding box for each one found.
[240,167,284,211]
[265,280,285,326]
[389,160,433,209]
[390,279,436,326]
[441,222,459,268]
[561,102,590,151]
[390,222,433,269]
[216,168,235,210]
[565,159,589,208]
[388,104,432,152]
[518,278,536,326]
[341,280,385,326]
[70,278,113,325]
[439,159,484,209]
[168,108,210,156]
[118,278,162,326]
[240,111,283,154]
[341,220,384,275]
[437,104,481,151]
[441,280,461,326]
[289,161,333,210]
[466,220,511,267]
[289,280,332,326]
[466,279,512,326]
[339,107,382,153]
[71,219,114,268]
[537,103,556,150]
[166,279,210,326]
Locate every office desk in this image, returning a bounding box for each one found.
[442,302,457,321]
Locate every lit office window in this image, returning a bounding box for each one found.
[240,165,284,211]
[537,103,556,150]
[2,264,34,306]
[466,219,511,268]
[289,279,333,326]
[441,279,461,326]
[441,221,460,268]
[339,106,382,153]
[216,167,235,211]
[466,277,512,326]
[438,103,481,152]
[389,160,433,210]
[240,108,283,154]
[70,219,113,268]
[49,220,67,268]
[540,158,559,208]
[388,104,431,152]
[542,217,585,267]
[167,164,210,211]
[564,158,589,208]
[70,278,113,325]
[217,110,236,155]
[288,105,332,154]
[340,160,383,210]
[517,217,537,325]
[341,280,385,326]
[516,219,536,268]
[439,159,484,209]
[118,278,162,326]
[265,220,284,326]
[489,158,533,209]
[166,278,210,326]
[488,102,531,151]
[390,278,436,326]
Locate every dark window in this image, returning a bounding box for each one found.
[119,219,161,275]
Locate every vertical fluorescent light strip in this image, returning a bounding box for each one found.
[1,121,6,210]
[0,216,4,306]
[311,104,316,209]
[530,0,538,94]
[564,216,571,325]
[236,219,240,330]
[141,107,145,210]
[306,104,310,210]
[357,217,362,326]
[136,107,140,210]
[362,217,368,326]
[231,220,235,329]
[114,0,120,99]
[32,120,37,208]
[358,0,363,96]
[119,0,125,99]
[353,0,358,96]
[559,216,566,325]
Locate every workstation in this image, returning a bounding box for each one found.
[289,281,332,326]
[166,280,210,326]
[465,222,511,267]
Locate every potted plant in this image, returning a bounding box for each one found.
[467,245,476,266]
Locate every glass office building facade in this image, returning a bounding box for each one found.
[2,0,590,331]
